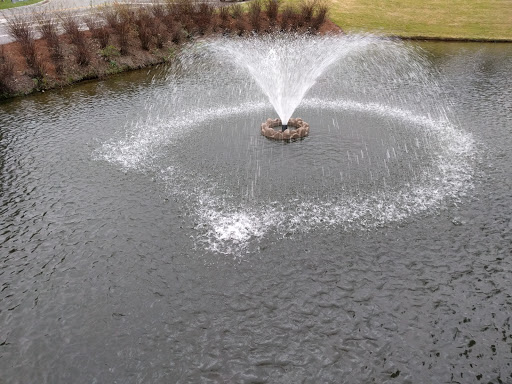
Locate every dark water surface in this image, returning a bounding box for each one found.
[1,41,512,383]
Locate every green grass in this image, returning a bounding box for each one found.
[0,0,44,10]
[286,0,512,40]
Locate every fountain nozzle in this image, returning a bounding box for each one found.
[281,124,288,132]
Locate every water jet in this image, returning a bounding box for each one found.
[205,34,376,133]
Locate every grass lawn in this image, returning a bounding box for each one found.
[287,0,512,40]
[0,0,44,10]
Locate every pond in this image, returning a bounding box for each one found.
[1,38,511,383]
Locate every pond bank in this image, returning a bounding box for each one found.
[0,1,338,100]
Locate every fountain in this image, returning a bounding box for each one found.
[205,34,378,137]
[100,33,474,254]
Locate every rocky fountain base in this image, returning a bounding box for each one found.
[261,118,310,140]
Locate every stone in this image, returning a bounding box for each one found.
[261,118,310,140]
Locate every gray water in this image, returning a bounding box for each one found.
[1,38,511,383]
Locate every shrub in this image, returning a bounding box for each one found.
[248,0,262,32]
[299,0,315,27]
[219,5,230,21]
[50,47,64,75]
[265,0,279,22]
[230,4,243,19]
[100,44,121,59]
[150,0,166,19]
[236,17,247,36]
[151,20,167,49]
[59,13,85,46]
[34,10,59,42]
[84,16,111,49]
[116,4,134,54]
[5,12,33,42]
[5,13,37,67]
[194,2,215,35]
[31,55,46,82]
[0,47,15,95]
[312,3,328,31]
[168,0,194,20]
[59,13,90,65]
[280,5,295,31]
[170,23,184,44]
[74,40,91,66]
[135,7,153,50]
[99,3,133,55]
[100,4,120,29]
[34,10,63,72]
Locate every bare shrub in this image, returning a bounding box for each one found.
[160,5,177,34]
[100,4,120,29]
[236,17,247,36]
[59,13,90,65]
[150,0,166,19]
[116,3,135,24]
[230,4,243,19]
[83,14,98,31]
[48,36,64,73]
[312,3,328,31]
[219,6,231,30]
[151,20,167,49]
[118,4,135,54]
[194,1,215,35]
[280,5,295,31]
[31,55,46,80]
[265,0,279,22]
[34,10,59,41]
[96,27,111,49]
[51,48,64,74]
[166,0,195,35]
[248,0,262,32]
[100,3,133,55]
[299,0,315,27]
[74,40,91,66]
[170,23,184,44]
[34,10,64,71]
[5,13,37,67]
[59,13,85,46]
[5,12,33,42]
[169,0,195,20]
[135,7,153,50]
[0,47,15,95]
[84,15,111,48]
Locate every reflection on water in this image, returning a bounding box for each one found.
[0,40,512,384]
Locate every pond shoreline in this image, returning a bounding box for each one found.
[399,35,512,43]
[0,1,337,100]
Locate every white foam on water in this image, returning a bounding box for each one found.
[181,100,474,255]
[97,97,474,256]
